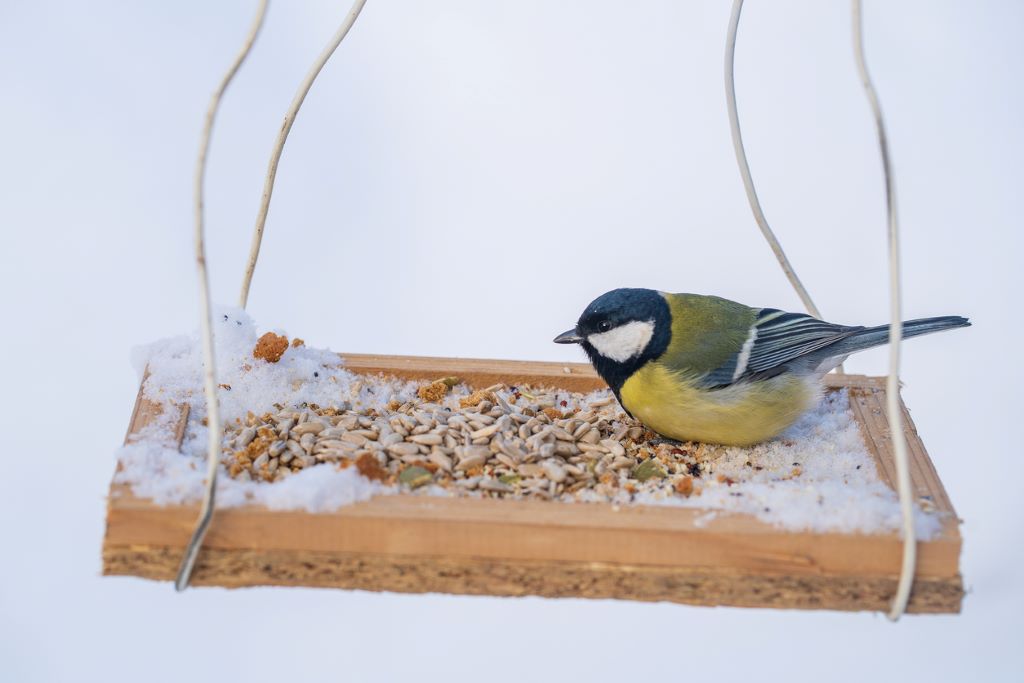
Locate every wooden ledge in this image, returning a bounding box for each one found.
[103,354,962,613]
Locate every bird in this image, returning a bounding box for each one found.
[553,288,969,447]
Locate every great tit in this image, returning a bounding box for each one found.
[554,288,968,446]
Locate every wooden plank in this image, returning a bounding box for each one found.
[102,547,962,613]
[337,353,606,393]
[104,355,962,612]
[845,380,956,517]
[123,371,189,448]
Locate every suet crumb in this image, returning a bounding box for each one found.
[417,377,459,403]
[459,389,493,408]
[355,452,389,483]
[253,332,289,363]
[675,476,694,497]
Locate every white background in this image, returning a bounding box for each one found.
[2,1,1021,681]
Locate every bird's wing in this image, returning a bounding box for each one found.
[700,309,862,387]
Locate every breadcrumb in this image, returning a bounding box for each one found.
[355,452,389,482]
[675,476,695,497]
[418,380,450,403]
[542,407,564,421]
[253,332,289,363]
[459,389,493,408]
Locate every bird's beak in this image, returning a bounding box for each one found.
[553,328,583,344]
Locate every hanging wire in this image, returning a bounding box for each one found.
[238,0,369,309]
[176,0,270,592]
[724,0,912,615]
[724,0,824,321]
[178,0,369,591]
[851,0,916,621]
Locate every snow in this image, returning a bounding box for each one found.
[117,307,408,510]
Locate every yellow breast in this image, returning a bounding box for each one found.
[618,362,818,446]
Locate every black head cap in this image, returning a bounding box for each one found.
[554,288,671,394]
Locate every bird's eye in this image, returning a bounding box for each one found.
[597,320,612,332]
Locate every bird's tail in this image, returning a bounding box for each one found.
[831,316,970,356]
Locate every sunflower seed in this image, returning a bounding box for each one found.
[563,464,586,477]
[541,461,568,483]
[455,449,488,471]
[387,442,421,457]
[235,426,257,448]
[556,440,581,456]
[342,432,367,446]
[277,419,295,438]
[480,478,512,493]
[428,449,453,472]
[300,432,316,452]
[550,426,575,442]
[600,439,626,457]
[494,452,516,469]
[316,450,345,462]
[291,421,324,436]
[518,463,544,477]
[380,432,404,447]
[313,439,353,452]
[337,415,359,430]
[610,455,634,470]
[470,424,499,440]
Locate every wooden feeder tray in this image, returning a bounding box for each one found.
[103,355,962,613]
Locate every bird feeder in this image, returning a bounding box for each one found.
[103,355,962,613]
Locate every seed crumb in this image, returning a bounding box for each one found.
[542,407,564,421]
[459,389,493,408]
[418,377,459,403]
[355,453,389,482]
[253,332,289,363]
[675,475,694,497]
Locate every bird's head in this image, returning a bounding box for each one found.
[553,288,671,392]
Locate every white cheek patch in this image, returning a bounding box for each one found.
[587,320,655,363]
